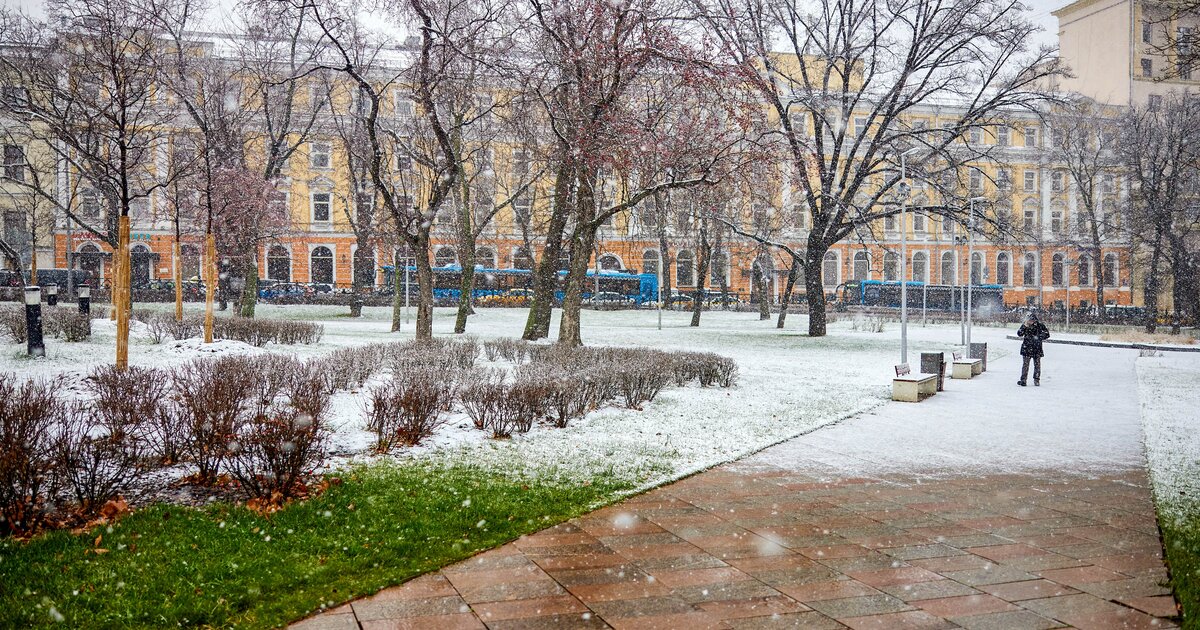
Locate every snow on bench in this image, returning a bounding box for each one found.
[893,363,938,402]
[951,351,983,379]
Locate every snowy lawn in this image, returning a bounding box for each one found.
[0,305,983,628]
[1137,353,1200,625]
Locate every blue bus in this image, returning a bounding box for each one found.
[838,279,1005,313]
[380,265,658,305]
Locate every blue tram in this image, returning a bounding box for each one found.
[380,265,658,305]
[837,279,1005,313]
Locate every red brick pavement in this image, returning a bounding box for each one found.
[292,468,1179,629]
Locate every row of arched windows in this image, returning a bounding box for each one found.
[821,250,1121,288]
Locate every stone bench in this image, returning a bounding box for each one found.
[950,351,983,379]
[893,363,938,402]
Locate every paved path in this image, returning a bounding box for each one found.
[295,344,1178,629]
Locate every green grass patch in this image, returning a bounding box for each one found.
[0,462,629,629]
[1162,516,1200,628]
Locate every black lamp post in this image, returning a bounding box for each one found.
[25,286,44,357]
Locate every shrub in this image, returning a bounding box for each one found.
[319,344,387,391]
[171,356,260,484]
[0,305,26,343]
[0,375,63,536]
[697,353,738,387]
[484,338,530,363]
[616,361,673,409]
[541,375,591,428]
[55,401,149,515]
[366,368,456,450]
[227,408,328,502]
[166,314,204,341]
[211,317,324,347]
[459,369,507,431]
[508,369,550,433]
[86,365,169,462]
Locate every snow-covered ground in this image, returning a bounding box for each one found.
[2,305,1005,494]
[1137,353,1200,525]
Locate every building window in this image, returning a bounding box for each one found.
[642,249,660,276]
[435,246,457,267]
[599,253,622,271]
[969,168,983,191]
[1143,20,1152,43]
[998,168,1012,191]
[822,252,838,287]
[676,250,695,285]
[911,251,927,282]
[884,213,897,232]
[310,247,334,284]
[1051,170,1064,192]
[968,127,982,144]
[309,141,332,169]
[475,247,496,268]
[1023,127,1038,148]
[311,192,331,223]
[2,145,24,182]
[267,245,291,281]
[971,252,984,284]
[1051,208,1063,234]
[1078,254,1091,286]
[1052,253,1065,286]
[997,126,1010,146]
[1023,199,1038,231]
[1141,58,1153,77]
[883,252,898,281]
[396,151,412,173]
[853,251,869,281]
[996,252,1010,286]
[1023,253,1038,286]
[512,246,534,270]
[1104,253,1118,285]
[1023,170,1036,192]
[940,252,956,285]
[913,212,926,234]
[395,96,414,122]
[709,253,727,284]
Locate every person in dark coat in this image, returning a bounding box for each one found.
[1017,312,1050,386]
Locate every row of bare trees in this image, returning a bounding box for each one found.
[5,0,1192,363]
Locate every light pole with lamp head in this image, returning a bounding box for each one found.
[966,196,987,351]
[898,148,919,366]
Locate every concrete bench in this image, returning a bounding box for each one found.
[950,351,983,379]
[893,363,938,402]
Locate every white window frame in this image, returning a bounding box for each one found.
[310,191,332,226]
[309,141,332,170]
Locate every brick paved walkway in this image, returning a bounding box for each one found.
[294,344,1180,629]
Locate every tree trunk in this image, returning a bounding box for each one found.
[391,254,404,332]
[350,244,373,318]
[115,216,131,370]
[1144,236,1163,333]
[204,232,216,343]
[713,228,728,307]
[658,233,671,305]
[757,266,771,320]
[777,255,801,329]
[804,242,829,337]
[691,220,711,327]
[414,238,434,340]
[173,240,183,321]
[237,257,258,318]
[523,160,573,341]
[557,224,597,346]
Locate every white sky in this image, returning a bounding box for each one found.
[3,0,1068,49]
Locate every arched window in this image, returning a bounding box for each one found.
[267,245,291,281]
[1104,253,1118,286]
[676,250,695,285]
[512,246,534,270]
[1051,253,1064,286]
[911,252,927,282]
[853,251,869,281]
[77,243,101,275]
[310,246,334,284]
[996,252,1010,286]
[474,247,496,269]
[181,244,201,280]
[130,244,152,286]
[1023,252,1038,286]
[971,252,984,285]
[822,251,838,286]
[641,249,660,276]
[883,252,898,281]
[434,246,457,267]
[940,251,956,285]
[710,252,728,285]
[1078,254,1091,286]
[598,253,622,271]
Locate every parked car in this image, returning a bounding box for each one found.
[260,282,314,300]
[479,287,534,307]
[584,291,634,306]
[706,294,743,306]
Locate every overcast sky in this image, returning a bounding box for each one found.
[2,0,1068,50]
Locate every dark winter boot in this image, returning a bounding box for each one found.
[1017,380,1026,386]
[1034,379,1040,386]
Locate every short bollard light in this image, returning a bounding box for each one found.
[25,286,45,358]
[46,283,59,306]
[78,285,91,316]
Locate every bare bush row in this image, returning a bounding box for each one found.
[141,313,323,346]
[0,305,92,344]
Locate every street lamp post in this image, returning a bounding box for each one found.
[966,196,986,351]
[899,148,918,365]
[657,256,663,331]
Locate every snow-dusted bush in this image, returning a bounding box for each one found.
[0,375,63,535]
[55,401,150,514]
[459,369,507,432]
[85,365,168,462]
[40,306,92,342]
[171,356,260,484]
[367,367,457,450]
[617,361,674,409]
[211,317,324,347]
[508,368,551,433]
[485,338,530,363]
[319,344,387,391]
[227,408,329,502]
[697,353,738,387]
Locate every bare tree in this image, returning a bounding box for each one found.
[696,0,1061,336]
[1119,91,1200,331]
[1047,97,1125,316]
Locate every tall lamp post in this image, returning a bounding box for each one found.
[898,148,918,365]
[966,196,986,351]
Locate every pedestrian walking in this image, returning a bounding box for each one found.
[1017,312,1050,386]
